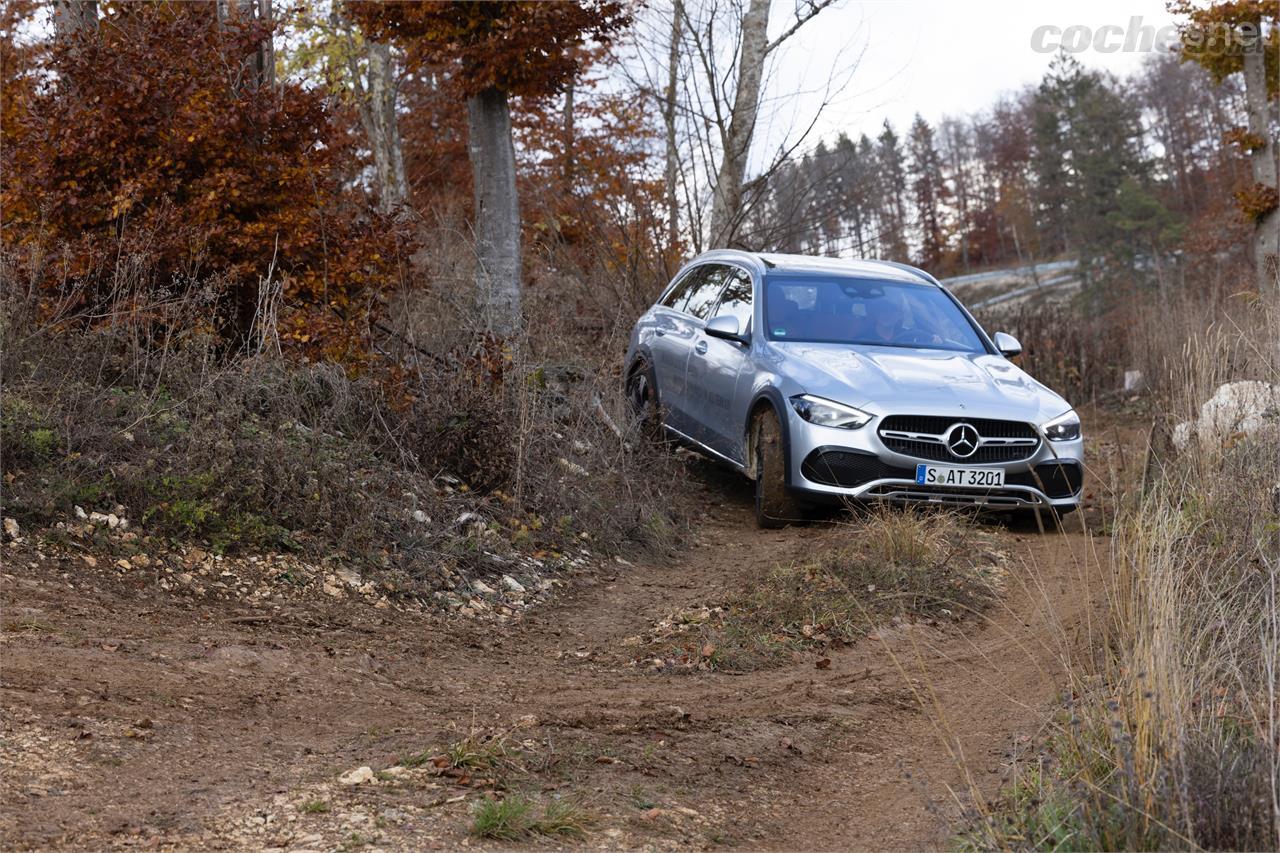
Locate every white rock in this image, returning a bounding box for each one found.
[88,511,111,525]
[106,514,120,529]
[2,517,18,541]
[336,568,362,587]
[412,510,429,523]
[1173,381,1280,449]
[471,579,497,597]
[74,505,88,520]
[500,575,525,594]
[338,766,375,785]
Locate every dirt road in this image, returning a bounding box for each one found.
[1,464,1108,850]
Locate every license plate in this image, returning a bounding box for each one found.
[915,464,1005,488]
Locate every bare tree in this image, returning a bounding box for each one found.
[706,0,771,247]
[662,0,684,254]
[703,0,840,247]
[342,36,409,214]
[621,0,851,255]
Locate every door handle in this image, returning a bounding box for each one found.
[695,340,708,355]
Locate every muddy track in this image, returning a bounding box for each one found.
[1,460,1108,850]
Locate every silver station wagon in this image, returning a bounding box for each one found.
[624,251,1084,528]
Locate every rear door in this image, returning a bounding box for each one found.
[685,265,756,461]
[648,265,714,433]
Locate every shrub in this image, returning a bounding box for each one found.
[0,265,687,586]
[1,2,409,357]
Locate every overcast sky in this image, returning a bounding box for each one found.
[754,0,1180,151]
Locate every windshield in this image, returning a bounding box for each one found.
[764,277,987,352]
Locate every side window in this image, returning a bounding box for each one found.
[712,267,753,332]
[683,265,728,320]
[660,267,702,310]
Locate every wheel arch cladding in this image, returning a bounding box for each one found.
[745,387,794,486]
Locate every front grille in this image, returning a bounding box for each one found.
[801,450,914,488]
[1007,462,1083,498]
[879,415,1039,438]
[878,414,1040,463]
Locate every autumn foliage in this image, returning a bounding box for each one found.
[0,2,409,361]
[346,1,628,98]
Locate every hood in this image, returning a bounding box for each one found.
[767,341,1070,424]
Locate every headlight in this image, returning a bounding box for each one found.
[790,394,872,429]
[1042,410,1081,441]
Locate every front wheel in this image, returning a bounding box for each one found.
[752,408,803,529]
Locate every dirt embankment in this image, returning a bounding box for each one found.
[1,425,1127,851]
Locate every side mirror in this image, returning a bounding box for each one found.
[705,314,749,345]
[993,331,1022,358]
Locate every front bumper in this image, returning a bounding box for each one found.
[785,408,1084,509]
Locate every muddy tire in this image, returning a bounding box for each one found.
[752,408,803,529]
[626,358,663,440]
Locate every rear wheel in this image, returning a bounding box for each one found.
[752,408,803,529]
[626,359,662,440]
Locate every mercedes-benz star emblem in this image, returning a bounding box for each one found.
[945,423,980,459]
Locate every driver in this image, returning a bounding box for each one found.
[863,296,902,344]
[861,295,944,346]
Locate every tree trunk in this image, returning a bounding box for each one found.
[663,0,683,255]
[360,42,408,214]
[52,0,97,39]
[232,0,274,89]
[1241,30,1279,292]
[708,0,771,248]
[467,87,522,336]
[562,77,576,186]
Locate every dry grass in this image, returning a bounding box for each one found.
[962,291,1279,851]
[686,508,1004,671]
[0,249,690,593]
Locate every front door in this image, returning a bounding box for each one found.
[684,266,755,462]
[648,265,715,433]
